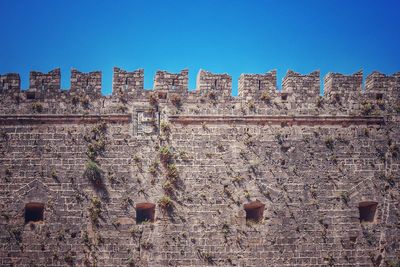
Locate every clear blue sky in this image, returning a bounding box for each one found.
[1,0,399,95]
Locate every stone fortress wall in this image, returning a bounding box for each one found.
[0,67,399,266]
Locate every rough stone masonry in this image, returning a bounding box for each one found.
[0,67,399,267]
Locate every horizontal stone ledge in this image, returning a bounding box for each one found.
[168,115,385,126]
[0,114,132,125]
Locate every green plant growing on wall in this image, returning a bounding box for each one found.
[302,135,311,144]
[64,255,74,265]
[244,137,253,147]
[386,260,400,267]
[149,167,157,176]
[81,96,90,108]
[321,227,328,243]
[222,222,230,241]
[362,228,377,246]
[376,98,385,107]
[390,144,399,159]
[117,104,128,113]
[157,91,167,99]
[162,180,174,193]
[71,95,80,105]
[260,91,271,102]
[363,128,370,137]
[316,96,324,108]
[121,196,133,210]
[133,155,143,170]
[201,122,208,131]
[84,160,103,185]
[217,144,224,152]
[89,197,102,226]
[247,100,255,111]
[160,121,171,134]
[324,255,335,266]
[88,140,105,155]
[246,218,260,226]
[82,230,91,248]
[170,94,181,107]
[339,191,350,205]
[141,241,153,250]
[92,122,107,136]
[0,130,8,141]
[56,229,65,241]
[127,256,137,267]
[197,250,215,264]
[158,196,173,210]
[248,160,260,176]
[85,123,107,160]
[361,100,374,115]
[166,164,178,181]
[208,92,217,102]
[232,175,245,184]
[149,92,158,106]
[5,168,12,177]
[159,146,172,165]
[137,188,146,195]
[64,251,75,266]
[381,174,396,188]
[9,226,23,244]
[179,150,189,161]
[133,155,141,162]
[275,133,284,145]
[51,169,58,180]
[107,173,118,185]
[129,226,142,238]
[31,102,43,113]
[205,152,213,158]
[395,103,400,113]
[96,234,104,245]
[325,137,334,150]
[329,155,338,165]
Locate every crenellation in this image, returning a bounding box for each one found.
[365,71,400,103]
[281,70,320,110]
[238,70,277,100]
[29,68,61,93]
[196,69,232,98]
[70,68,102,97]
[0,73,20,93]
[112,67,144,97]
[0,68,399,117]
[154,69,188,92]
[324,71,363,107]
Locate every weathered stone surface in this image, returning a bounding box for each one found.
[0,67,399,267]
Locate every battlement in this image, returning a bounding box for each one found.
[0,67,399,115]
[154,69,188,92]
[324,71,363,102]
[29,68,61,93]
[0,66,399,267]
[196,69,232,98]
[70,69,102,97]
[0,73,20,93]
[365,71,400,100]
[282,70,320,95]
[238,70,277,100]
[112,67,144,96]
[281,70,321,109]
